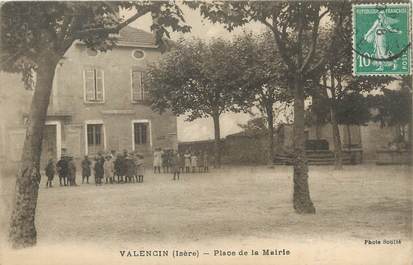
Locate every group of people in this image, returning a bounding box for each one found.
[44,155,77,187]
[153,149,209,176]
[44,150,145,187]
[44,148,211,187]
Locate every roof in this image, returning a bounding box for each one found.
[116,26,157,48]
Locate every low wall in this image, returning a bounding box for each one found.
[376,149,412,165]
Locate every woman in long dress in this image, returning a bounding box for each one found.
[364,10,401,70]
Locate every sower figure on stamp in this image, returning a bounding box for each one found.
[45,158,55,188]
[81,155,91,184]
[56,155,68,186]
[364,9,402,71]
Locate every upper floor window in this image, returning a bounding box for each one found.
[84,68,104,103]
[131,70,148,102]
[86,49,98,56]
[132,49,145,60]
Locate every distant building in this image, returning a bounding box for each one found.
[0,26,177,168]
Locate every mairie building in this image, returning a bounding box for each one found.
[0,26,177,169]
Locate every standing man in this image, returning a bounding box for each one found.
[81,155,92,184]
[56,155,68,186]
[94,155,104,185]
[67,156,77,186]
[45,158,55,188]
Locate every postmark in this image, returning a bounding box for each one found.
[353,3,411,76]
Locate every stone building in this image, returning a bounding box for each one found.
[0,26,177,169]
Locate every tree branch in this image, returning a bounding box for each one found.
[270,20,295,70]
[300,8,324,73]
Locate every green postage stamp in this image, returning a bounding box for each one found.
[353,3,411,76]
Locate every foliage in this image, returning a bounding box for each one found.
[232,31,291,116]
[370,83,412,127]
[147,37,250,121]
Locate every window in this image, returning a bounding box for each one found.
[134,123,148,145]
[86,49,98,56]
[84,68,104,102]
[86,124,104,154]
[132,49,145,60]
[131,70,148,102]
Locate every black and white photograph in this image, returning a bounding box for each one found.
[0,1,411,264]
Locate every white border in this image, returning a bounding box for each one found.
[84,120,106,155]
[131,119,152,151]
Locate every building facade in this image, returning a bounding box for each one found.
[0,26,177,168]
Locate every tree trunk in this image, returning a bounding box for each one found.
[346,124,352,149]
[266,102,275,166]
[9,56,58,248]
[329,73,343,170]
[330,100,343,170]
[315,125,322,140]
[212,113,221,168]
[292,75,316,214]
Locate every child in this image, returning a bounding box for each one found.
[162,149,169,173]
[184,151,191,173]
[171,150,180,180]
[114,153,123,183]
[45,158,55,188]
[56,155,68,186]
[125,153,136,183]
[135,154,145,183]
[94,156,104,185]
[81,155,91,184]
[104,155,114,184]
[179,151,185,173]
[203,152,209,173]
[153,148,162,174]
[67,156,77,186]
[191,152,198,173]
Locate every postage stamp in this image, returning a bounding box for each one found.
[353,3,411,76]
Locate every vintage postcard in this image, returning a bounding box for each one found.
[0,1,412,265]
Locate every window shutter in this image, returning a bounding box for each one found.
[84,69,95,101]
[142,73,150,101]
[95,69,104,101]
[132,70,143,101]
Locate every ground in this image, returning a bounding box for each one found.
[0,165,412,265]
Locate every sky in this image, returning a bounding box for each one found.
[126,5,266,142]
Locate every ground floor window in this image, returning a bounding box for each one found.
[87,123,104,154]
[133,121,151,152]
[134,123,148,145]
